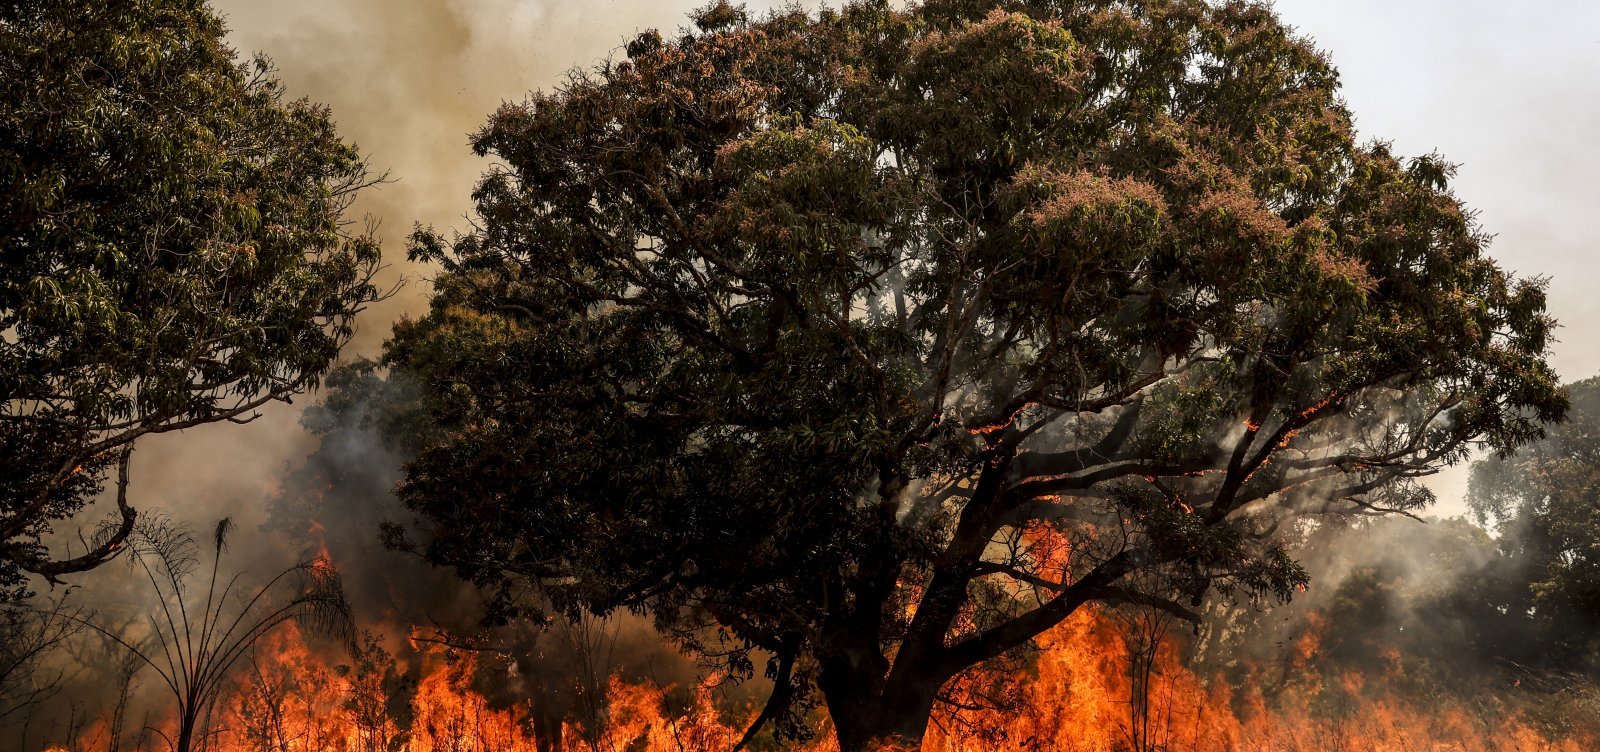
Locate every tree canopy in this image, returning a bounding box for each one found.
[384,1,1564,747]
[0,0,384,597]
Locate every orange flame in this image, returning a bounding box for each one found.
[63,608,1592,751]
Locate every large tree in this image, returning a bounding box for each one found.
[387,1,1564,747]
[0,0,384,596]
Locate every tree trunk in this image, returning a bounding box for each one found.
[531,708,564,752]
[175,714,195,752]
[821,663,942,752]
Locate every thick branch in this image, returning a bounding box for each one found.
[1010,397,1146,479]
[1096,586,1203,624]
[940,550,1139,674]
[733,635,800,750]
[14,448,138,583]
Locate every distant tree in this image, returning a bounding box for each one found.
[385,1,1564,748]
[0,597,82,734]
[1470,376,1600,663]
[0,0,385,595]
[1196,516,1522,686]
[1192,510,1600,743]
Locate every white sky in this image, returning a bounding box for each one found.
[1275,1,1600,382]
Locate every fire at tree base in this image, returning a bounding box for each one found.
[51,605,1597,752]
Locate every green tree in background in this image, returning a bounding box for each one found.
[0,0,385,597]
[1471,376,1600,663]
[384,1,1564,747]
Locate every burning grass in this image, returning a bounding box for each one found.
[42,606,1598,752]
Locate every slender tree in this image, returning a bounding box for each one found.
[384,1,1565,747]
[0,0,386,594]
[59,519,352,752]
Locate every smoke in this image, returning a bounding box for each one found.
[117,0,747,541]
[96,0,813,603]
[1187,509,1583,725]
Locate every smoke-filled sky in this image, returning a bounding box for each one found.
[134,0,1598,536]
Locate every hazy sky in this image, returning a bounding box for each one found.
[1276,0,1600,382]
[156,0,1596,527]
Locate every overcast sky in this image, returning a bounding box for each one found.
[1276,1,1600,381]
[182,0,1597,520]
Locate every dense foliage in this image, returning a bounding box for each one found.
[385,1,1564,746]
[0,0,383,597]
